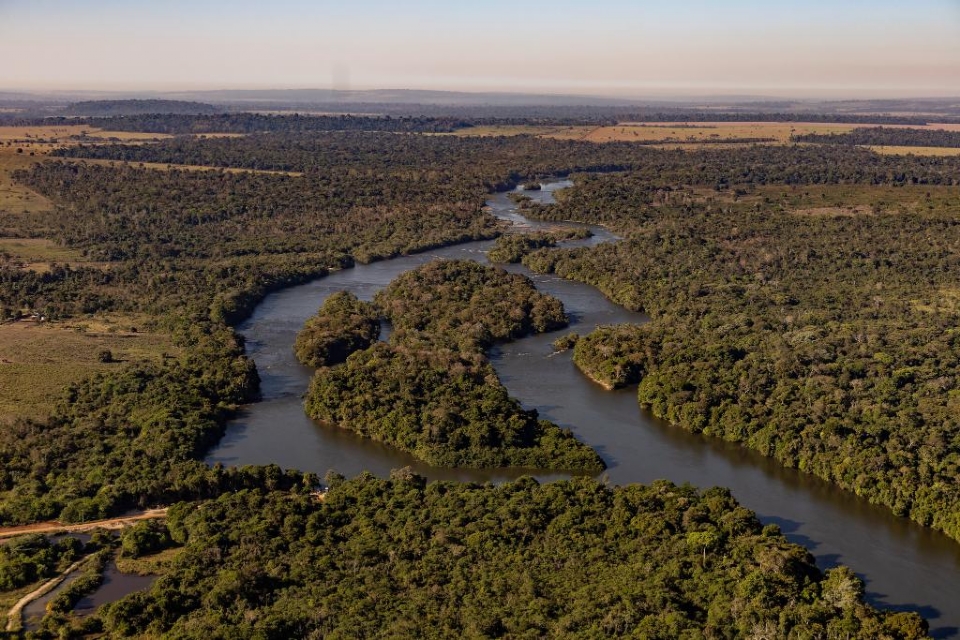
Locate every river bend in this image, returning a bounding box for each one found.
[209,181,960,637]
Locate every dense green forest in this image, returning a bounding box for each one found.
[516,172,960,541]
[304,261,602,471]
[487,228,591,264]
[53,131,960,185]
[43,113,471,134]
[3,120,960,630]
[0,134,516,524]
[794,127,960,148]
[294,291,380,367]
[31,475,923,638]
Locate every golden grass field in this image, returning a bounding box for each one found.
[866,145,960,157]
[0,238,89,272]
[0,314,178,423]
[450,121,960,154]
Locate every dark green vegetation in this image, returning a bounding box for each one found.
[487,228,591,264]
[572,324,648,390]
[0,133,515,524]
[75,475,923,638]
[305,261,602,471]
[60,100,222,117]
[519,172,960,541]
[795,127,960,148]
[1,114,958,630]
[50,113,469,135]
[51,129,960,185]
[294,291,379,367]
[0,534,86,591]
[375,260,567,349]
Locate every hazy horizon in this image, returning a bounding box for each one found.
[2,0,958,100]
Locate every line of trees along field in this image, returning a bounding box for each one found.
[0,121,957,632]
[794,126,960,148]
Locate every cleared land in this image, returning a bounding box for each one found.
[866,145,960,156]
[0,315,177,422]
[450,121,960,150]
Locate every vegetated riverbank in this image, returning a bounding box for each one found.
[210,182,960,636]
[80,475,928,638]
[4,119,960,634]
[303,259,604,471]
[517,172,960,548]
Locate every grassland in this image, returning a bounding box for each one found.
[0,238,90,272]
[0,314,177,423]
[0,148,53,215]
[450,121,960,151]
[866,145,960,156]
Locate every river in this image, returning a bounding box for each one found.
[208,180,960,637]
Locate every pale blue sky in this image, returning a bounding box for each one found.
[1,0,958,97]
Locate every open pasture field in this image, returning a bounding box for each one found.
[0,125,170,154]
[0,147,52,215]
[0,314,177,423]
[0,238,89,272]
[451,121,960,149]
[866,145,960,156]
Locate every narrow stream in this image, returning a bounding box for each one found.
[209,180,960,637]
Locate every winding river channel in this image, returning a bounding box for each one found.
[209,181,960,637]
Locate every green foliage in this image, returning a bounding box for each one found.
[0,534,85,592]
[573,324,649,389]
[486,229,596,264]
[375,259,567,350]
[795,126,960,148]
[552,332,579,352]
[305,260,602,471]
[90,476,925,638]
[293,291,379,367]
[306,343,600,470]
[121,520,174,559]
[521,171,960,541]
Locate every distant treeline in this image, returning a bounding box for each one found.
[53,130,960,185]
[795,126,960,148]
[34,113,472,134]
[59,99,222,117]
[3,110,949,133]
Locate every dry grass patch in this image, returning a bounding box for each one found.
[0,315,178,422]
[445,124,592,138]
[0,238,88,271]
[596,122,862,144]
[911,287,960,314]
[865,145,960,157]
[791,205,874,217]
[0,148,53,215]
[115,547,181,576]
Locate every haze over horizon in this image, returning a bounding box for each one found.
[1,0,959,100]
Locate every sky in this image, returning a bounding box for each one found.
[1,0,958,99]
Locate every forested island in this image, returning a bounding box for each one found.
[302,260,603,471]
[2,110,960,633]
